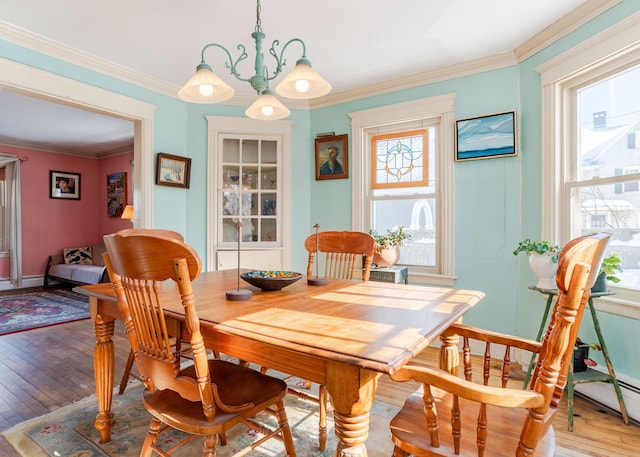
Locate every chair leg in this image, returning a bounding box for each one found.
[318,385,328,451]
[118,350,136,394]
[202,434,218,457]
[392,445,409,457]
[140,418,162,457]
[274,399,297,457]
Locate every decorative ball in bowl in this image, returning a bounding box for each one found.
[240,270,303,291]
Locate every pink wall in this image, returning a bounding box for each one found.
[1,145,133,279]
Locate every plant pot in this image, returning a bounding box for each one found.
[529,252,558,289]
[373,246,400,267]
[573,344,590,372]
[591,271,607,293]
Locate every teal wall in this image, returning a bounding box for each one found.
[310,67,521,334]
[1,0,638,382]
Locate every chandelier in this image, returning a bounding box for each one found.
[178,0,331,120]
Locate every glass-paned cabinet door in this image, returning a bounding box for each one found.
[219,136,279,245]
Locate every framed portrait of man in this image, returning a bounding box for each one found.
[315,134,349,180]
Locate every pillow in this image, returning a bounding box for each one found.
[63,246,93,265]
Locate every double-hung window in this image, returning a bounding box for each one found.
[350,94,456,285]
[540,15,640,315]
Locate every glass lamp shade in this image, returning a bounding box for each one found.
[178,66,235,103]
[245,91,291,120]
[275,62,332,99]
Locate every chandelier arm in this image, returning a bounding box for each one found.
[200,43,251,83]
[267,38,307,81]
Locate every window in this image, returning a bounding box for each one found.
[350,94,456,285]
[539,14,640,315]
[0,166,6,252]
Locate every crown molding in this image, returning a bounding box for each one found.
[514,0,621,62]
[311,53,516,109]
[0,20,178,98]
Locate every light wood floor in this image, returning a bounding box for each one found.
[0,316,638,456]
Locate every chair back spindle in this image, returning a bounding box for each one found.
[304,231,376,281]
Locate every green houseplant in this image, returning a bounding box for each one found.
[591,253,622,292]
[512,239,561,262]
[513,238,562,289]
[369,227,411,252]
[369,227,412,267]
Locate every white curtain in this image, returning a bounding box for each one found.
[0,154,22,287]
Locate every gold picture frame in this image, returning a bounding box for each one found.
[315,134,349,180]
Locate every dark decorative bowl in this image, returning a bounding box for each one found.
[240,271,303,291]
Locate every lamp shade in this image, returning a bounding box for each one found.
[245,91,291,120]
[275,61,332,99]
[121,205,134,220]
[178,65,235,103]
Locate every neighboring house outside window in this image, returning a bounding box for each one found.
[350,94,456,286]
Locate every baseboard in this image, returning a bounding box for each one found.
[574,368,640,423]
[0,276,44,291]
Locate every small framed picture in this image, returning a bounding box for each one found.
[49,170,81,200]
[315,134,349,180]
[156,152,192,188]
[455,111,516,161]
[107,172,127,217]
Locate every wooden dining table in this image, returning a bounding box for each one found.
[77,269,484,457]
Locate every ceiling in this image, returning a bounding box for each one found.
[0,0,592,156]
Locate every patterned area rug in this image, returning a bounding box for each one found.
[1,379,590,457]
[0,288,89,335]
[2,382,398,457]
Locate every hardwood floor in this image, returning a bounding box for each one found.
[0,317,638,456]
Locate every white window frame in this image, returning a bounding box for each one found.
[0,170,6,253]
[538,12,640,319]
[350,94,456,286]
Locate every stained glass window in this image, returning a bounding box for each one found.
[370,129,428,189]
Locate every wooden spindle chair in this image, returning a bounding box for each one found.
[389,232,610,457]
[261,230,376,451]
[103,229,297,457]
[116,229,218,394]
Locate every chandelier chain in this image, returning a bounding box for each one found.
[255,0,262,33]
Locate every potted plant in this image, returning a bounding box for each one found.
[369,227,412,267]
[591,253,622,292]
[573,337,602,372]
[513,238,561,289]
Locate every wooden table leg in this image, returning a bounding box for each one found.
[89,297,116,443]
[439,332,460,375]
[326,362,379,457]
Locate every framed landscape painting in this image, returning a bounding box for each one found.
[455,111,516,161]
[156,152,192,188]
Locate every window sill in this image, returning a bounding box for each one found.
[0,251,9,257]
[593,290,640,320]
[408,270,456,287]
